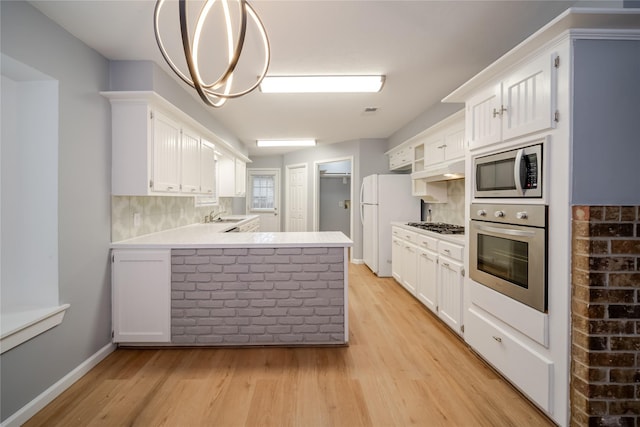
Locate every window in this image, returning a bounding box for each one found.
[250,174,276,210]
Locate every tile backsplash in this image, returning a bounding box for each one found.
[423,179,465,225]
[111,196,233,242]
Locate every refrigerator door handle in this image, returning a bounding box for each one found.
[359,180,366,225]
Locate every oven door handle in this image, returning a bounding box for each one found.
[477,224,535,237]
[514,148,524,196]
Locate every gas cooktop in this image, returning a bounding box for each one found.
[407,222,465,235]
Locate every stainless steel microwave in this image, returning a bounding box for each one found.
[474,143,542,198]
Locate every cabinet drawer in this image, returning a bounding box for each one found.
[392,226,403,238]
[466,306,552,413]
[399,229,418,242]
[416,234,438,252]
[438,241,463,261]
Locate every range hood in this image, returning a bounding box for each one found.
[411,159,465,182]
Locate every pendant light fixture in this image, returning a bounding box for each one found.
[154,0,270,108]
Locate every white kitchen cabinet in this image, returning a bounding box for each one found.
[437,241,464,335]
[466,306,552,412]
[112,249,171,343]
[401,239,418,296]
[180,126,202,194]
[388,146,412,170]
[238,217,260,232]
[151,110,181,193]
[218,155,247,197]
[467,53,558,150]
[200,140,216,196]
[104,92,226,197]
[423,126,464,167]
[392,225,464,334]
[391,227,418,296]
[391,236,403,284]
[416,246,438,313]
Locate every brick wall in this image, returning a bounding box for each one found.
[170,247,346,345]
[571,206,640,426]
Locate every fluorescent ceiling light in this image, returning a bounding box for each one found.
[259,75,385,93]
[256,139,317,148]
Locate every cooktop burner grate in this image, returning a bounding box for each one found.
[407,222,465,234]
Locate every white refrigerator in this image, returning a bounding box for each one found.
[359,174,420,277]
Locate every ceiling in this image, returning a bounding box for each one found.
[30,0,584,157]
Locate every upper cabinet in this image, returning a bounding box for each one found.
[466,53,558,150]
[388,146,412,171]
[218,155,247,197]
[103,92,250,197]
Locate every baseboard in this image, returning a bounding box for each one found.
[351,258,364,265]
[1,342,116,427]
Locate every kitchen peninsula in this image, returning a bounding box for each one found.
[110,218,352,347]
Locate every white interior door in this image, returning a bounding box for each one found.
[247,168,280,232]
[286,164,307,231]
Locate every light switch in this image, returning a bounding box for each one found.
[133,212,141,227]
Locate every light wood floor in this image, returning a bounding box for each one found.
[26,264,553,426]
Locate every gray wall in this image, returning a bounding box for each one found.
[0,1,111,420]
[572,39,640,205]
[319,177,351,236]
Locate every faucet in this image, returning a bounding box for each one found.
[207,210,222,223]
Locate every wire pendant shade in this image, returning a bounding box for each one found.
[154,0,270,107]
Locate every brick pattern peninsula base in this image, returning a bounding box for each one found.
[171,247,347,346]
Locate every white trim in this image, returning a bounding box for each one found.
[1,342,116,427]
[351,258,364,265]
[312,156,354,236]
[1,304,70,354]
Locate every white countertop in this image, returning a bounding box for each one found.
[111,220,353,249]
[391,222,465,245]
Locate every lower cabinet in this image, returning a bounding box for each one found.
[391,226,464,335]
[466,306,553,412]
[111,249,171,343]
[437,241,464,334]
[238,217,260,232]
[416,247,437,313]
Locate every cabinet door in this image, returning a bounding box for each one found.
[112,249,171,343]
[235,158,246,196]
[443,127,465,161]
[181,127,201,194]
[391,236,404,283]
[502,53,557,141]
[401,242,418,296]
[438,257,464,334]
[467,84,502,149]
[200,140,216,196]
[424,137,446,166]
[152,111,181,193]
[416,248,438,313]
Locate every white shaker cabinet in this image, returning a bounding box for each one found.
[180,126,202,194]
[104,92,225,197]
[219,155,247,197]
[467,53,558,150]
[152,111,182,193]
[200,140,217,196]
[416,245,438,313]
[437,241,464,335]
[112,249,171,343]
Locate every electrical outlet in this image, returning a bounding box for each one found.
[133,212,141,227]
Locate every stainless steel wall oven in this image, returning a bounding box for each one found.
[470,203,548,312]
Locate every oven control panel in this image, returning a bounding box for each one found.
[470,203,547,228]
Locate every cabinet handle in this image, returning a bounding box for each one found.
[492,106,507,118]
[437,144,447,149]
[442,262,450,268]
[492,336,502,343]
[167,186,174,190]
[443,249,450,254]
